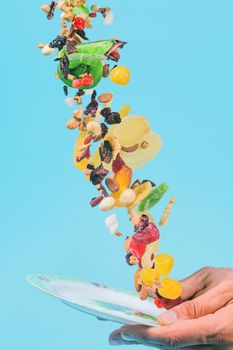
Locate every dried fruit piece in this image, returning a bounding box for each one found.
[112,153,126,174]
[99,141,113,163]
[99,197,115,211]
[140,268,160,288]
[128,181,152,209]
[154,254,174,277]
[110,65,130,85]
[141,241,159,269]
[129,239,146,259]
[73,131,88,171]
[114,166,132,189]
[159,196,176,226]
[132,222,160,246]
[90,196,104,207]
[108,116,163,170]
[119,104,131,118]
[90,164,109,185]
[100,107,121,125]
[157,278,182,300]
[138,183,169,212]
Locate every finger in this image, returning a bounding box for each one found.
[158,280,233,325]
[120,314,220,348]
[109,328,139,346]
[179,266,213,301]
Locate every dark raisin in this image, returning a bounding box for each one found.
[63,85,68,96]
[105,112,121,125]
[142,179,156,187]
[90,164,109,185]
[125,252,133,266]
[100,107,111,118]
[100,123,108,138]
[99,141,113,163]
[47,1,57,20]
[49,35,66,50]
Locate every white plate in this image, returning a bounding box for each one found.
[27,274,164,326]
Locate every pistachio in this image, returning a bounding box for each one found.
[119,189,136,206]
[121,143,139,153]
[99,197,115,211]
[98,93,113,103]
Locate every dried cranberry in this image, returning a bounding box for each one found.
[89,12,97,18]
[84,134,94,145]
[99,141,113,164]
[112,153,126,173]
[84,90,98,117]
[90,195,104,207]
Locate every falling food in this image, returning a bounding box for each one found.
[159,196,176,226]
[38,0,182,311]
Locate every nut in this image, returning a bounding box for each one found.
[98,93,113,103]
[105,177,120,193]
[41,44,55,55]
[37,42,45,49]
[99,197,115,211]
[119,189,136,206]
[41,4,50,13]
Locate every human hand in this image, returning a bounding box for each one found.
[109,267,233,348]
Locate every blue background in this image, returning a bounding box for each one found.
[1,0,233,349]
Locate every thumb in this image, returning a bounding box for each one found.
[158,280,233,325]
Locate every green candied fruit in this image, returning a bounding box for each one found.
[72,4,89,16]
[138,183,169,212]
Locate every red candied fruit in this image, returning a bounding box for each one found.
[132,222,160,246]
[72,74,93,88]
[129,239,146,259]
[84,134,94,144]
[154,297,164,309]
[112,153,126,174]
[73,17,86,30]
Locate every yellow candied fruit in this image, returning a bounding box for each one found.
[119,104,131,118]
[110,66,130,86]
[140,268,160,288]
[114,165,132,188]
[73,131,88,171]
[154,254,174,277]
[157,278,182,300]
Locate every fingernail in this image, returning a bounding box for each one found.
[121,332,134,341]
[158,310,177,325]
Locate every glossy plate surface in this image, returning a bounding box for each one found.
[28,274,164,326]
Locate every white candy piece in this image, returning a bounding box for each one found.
[99,197,115,211]
[65,97,75,107]
[85,88,94,95]
[119,189,136,206]
[104,11,114,25]
[41,44,55,55]
[105,214,119,234]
